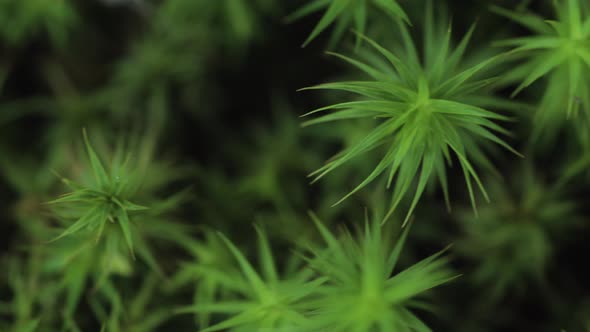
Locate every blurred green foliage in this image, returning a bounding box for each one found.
[0,0,589,331]
[0,0,77,47]
[455,164,581,304]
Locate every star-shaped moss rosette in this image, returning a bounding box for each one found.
[48,129,193,264]
[48,130,150,258]
[43,129,196,319]
[0,0,78,47]
[287,0,409,47]
[301,213,457,332]
[301,4,519,224]
[454,164,581,303]
[492,0,590,141]
[176,226,324,331]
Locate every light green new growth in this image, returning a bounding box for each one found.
[493,0,590,138]
[49,129,148,258]
[287,0,409,47]
[302,5,519,224]
[303,213,457,331]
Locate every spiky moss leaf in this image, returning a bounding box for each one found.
[454,163,582,304]
[302,213,457,332]
[287,0,409,47]
[302,5,518,224]
[175,226,323,331]
[492,0,590,142]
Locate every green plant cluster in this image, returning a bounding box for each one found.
[0,0,589,331]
